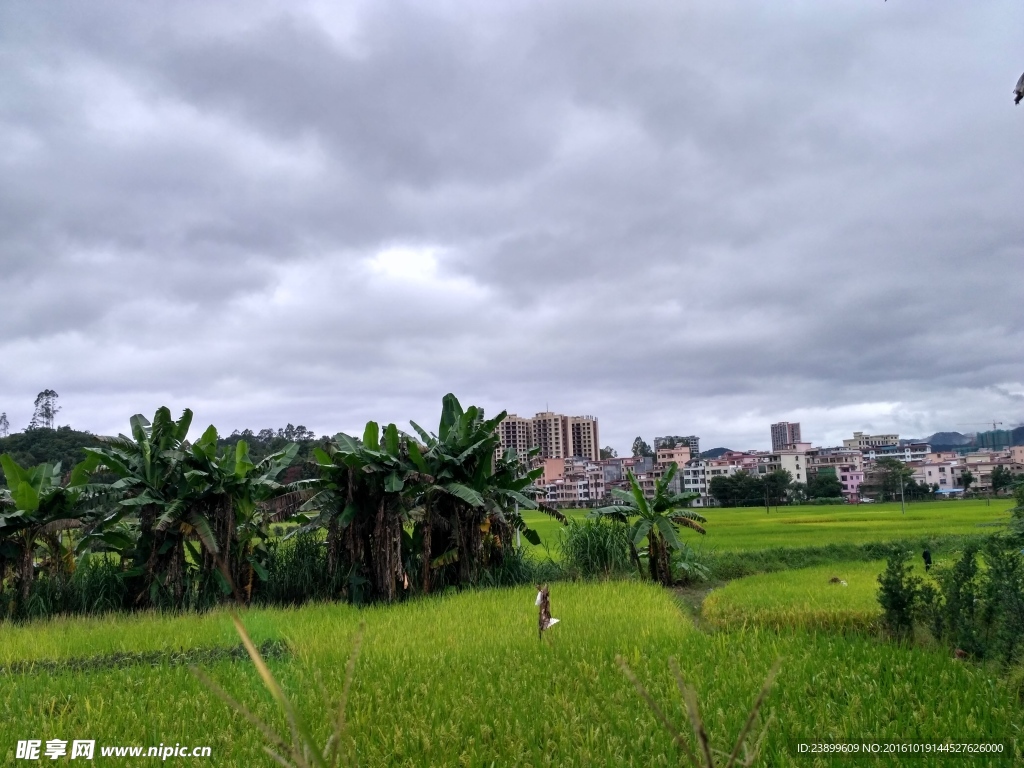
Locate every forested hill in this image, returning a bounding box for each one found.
[700,447,731,459]
[0,424,323,484]
[0,427,103,479]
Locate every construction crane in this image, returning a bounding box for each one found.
[958,421,1005,431]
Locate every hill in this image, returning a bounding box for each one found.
[0,426,103,480]
[700,447,731,459]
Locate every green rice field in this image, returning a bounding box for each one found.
[701,560,891,632]
[2,579,1021,766]
[523,498,1012,555]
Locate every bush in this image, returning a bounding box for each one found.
[672,542,712,586]
[479,546,561,588]
[877,549,920,638]
[557,518,634,580]
[256,533,342,606]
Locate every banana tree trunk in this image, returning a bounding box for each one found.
[18,534,34,607]
[326,517,341,581]
[371,497,403,603]
[421,507,432,595]
[648,532,661,584]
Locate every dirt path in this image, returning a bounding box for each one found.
[672,581,726,629]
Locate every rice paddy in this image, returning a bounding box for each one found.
[523,498,1013,556]
[2,498,1020,765]
[701,560,890,632]
[2,579,1021,766]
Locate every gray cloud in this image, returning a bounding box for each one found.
[2,0,1024,452]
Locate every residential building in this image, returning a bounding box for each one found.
[531,411,570,459]
[566,415,600,461]
[655,446,692,468]
[496,414,532,463]
[770,422,802,451]
[496,410,601,462]
[541,456,606,506]
[862,443,930,465]
[843,432,899,450]
[654,435,700,456]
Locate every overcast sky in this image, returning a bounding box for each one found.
[2,0,1023,453]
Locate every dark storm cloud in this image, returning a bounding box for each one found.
[1,0,1023,451]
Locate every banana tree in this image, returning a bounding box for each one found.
[184,427,299,603]
[591,464,705,586]
[406,394,560,591]
[81,407,201,608]
[0,454,89,611]
[298,421,424,603]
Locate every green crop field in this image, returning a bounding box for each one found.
[701,560,893,632]
[2,580,1020,766]
[523,499,1012,557]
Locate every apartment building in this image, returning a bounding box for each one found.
[540,456,606,506]
[496,415,532,462]
[843,432,899,450]
[655,445,692,467]
[862,442,930,464]
[654,435,700,456]
[496,410,601,462]
[770,422,802,451]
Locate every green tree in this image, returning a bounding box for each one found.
[762,469,792,508]
[961,469,976,495]
[28,390,60,430]
[871,458,914,501]
[591,464,704,586]
[600,446,617,459]
[991,465,1015,495]
[807,471,843,499]
[631,437,654,458]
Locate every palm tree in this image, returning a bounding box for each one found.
[591,464,705,586]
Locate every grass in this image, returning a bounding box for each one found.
[2,581,1021,766]
[524,499,1013,558]
[702,561,890,632]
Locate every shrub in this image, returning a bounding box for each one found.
[937,545,981,656]
[877,549,920,638]
[479,546,561,588]
[672,542,712,586]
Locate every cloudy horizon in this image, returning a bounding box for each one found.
[2,0,1023,455]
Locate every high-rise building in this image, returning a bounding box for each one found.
[770,422,802,451]
[654,435,700,456]
[567,415,600,461]
[496,415,532,462]
[496,411,601,462]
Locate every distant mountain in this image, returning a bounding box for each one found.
[924,431,972,446]
[700,447,731,459]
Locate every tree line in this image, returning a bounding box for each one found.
[0,394,564,618]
